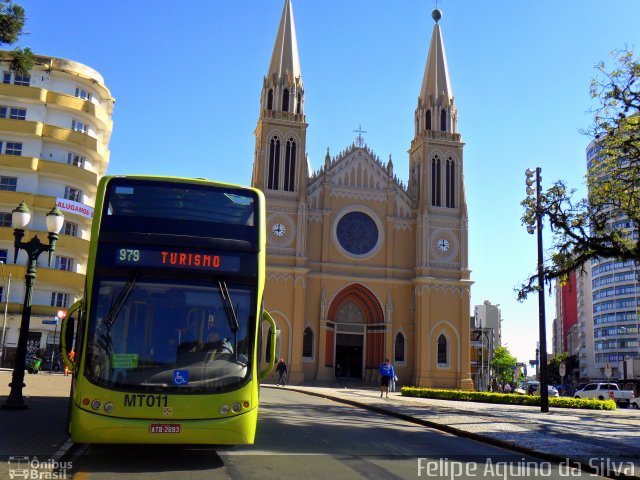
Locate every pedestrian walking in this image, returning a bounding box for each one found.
[276,357,288,386]
[504,382,512,394]
[379,358,395,398]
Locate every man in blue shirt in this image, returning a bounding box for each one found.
[379,358,395,398]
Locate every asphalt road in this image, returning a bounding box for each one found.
[67,387,611,480]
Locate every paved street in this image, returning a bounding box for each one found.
[1,372,639,479]
[62,388,612,480]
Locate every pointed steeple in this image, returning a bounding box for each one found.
[261,0,304,115]
[415,9,457,135]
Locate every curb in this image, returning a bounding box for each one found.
[266,385,640,480]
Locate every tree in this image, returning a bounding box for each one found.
[0,1,33,75]
[490,346,517,384]
[547,352,579,385]
[518,49,640,300]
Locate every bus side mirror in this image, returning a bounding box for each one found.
[259,310,277,380]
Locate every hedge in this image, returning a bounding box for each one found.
[400,386,617,410]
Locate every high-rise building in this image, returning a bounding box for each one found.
[580,140,640,381]
[252,1,473,388]
[0,52,114,368]
[553,269,578,355]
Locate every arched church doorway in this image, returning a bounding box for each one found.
[327,284,384,381]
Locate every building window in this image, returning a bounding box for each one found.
[296,93,302,114]
[64,186,82,202]
[282,88,289,112]
[0,212,11,227]
[54,256,74,272]
[446,156,455,208]
[440,108,447,131]
[395,332,405,363]
[431,155,441,207]
[2,71,30,86]
[51,292,70,308]
[71,119,88,133]
[74,87,92,101]
[303,327,313,358]
[0,248,7,264]
[63,221,78,236]
[283,137,296,192]
[0,176,17,191]
[67,152,85,168]
[0,106,26,120]
[5,142,22,156]
[437,334,448,366]
[426,109,431,130]
[267,89,273,110]
[267,136,280,190]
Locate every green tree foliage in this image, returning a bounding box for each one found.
[0,1,33,75]
[489,346,517,383]
[518,49,640,300]
[547,352,579,384]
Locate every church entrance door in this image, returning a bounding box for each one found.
[335,331,363,379]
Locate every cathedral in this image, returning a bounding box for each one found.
[252,0,473,389]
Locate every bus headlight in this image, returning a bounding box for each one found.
[91,399,102,410]
[232,403,242,413]
[219,404,229,415]
[104,402,115,414]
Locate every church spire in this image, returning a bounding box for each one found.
[261,0,304,115]
[415,9,457,136]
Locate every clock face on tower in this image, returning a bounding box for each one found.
[272,223,286,237]
[437,238,450,252]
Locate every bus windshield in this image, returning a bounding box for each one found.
[85,279,255,393]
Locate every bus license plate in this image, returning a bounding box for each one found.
[149,424,182,434]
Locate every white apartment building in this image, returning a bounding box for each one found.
[0,51,114,368]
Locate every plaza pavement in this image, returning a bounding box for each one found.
[1,370,639,479]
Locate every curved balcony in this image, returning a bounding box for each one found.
[45,91,111,131]
[42,124,99,153]
[0,118,42,136]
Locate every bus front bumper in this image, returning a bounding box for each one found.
[70,405,258,445]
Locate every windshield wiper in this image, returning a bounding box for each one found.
[105,272,140,328]
[218,280,239,333]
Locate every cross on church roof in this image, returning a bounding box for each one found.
[353,124,367,148]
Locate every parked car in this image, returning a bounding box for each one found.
[574,383,633,407]
[533,384,560,398]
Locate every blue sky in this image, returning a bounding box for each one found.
[18,0,640,363]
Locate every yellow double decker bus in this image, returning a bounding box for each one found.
[60,175,276,444]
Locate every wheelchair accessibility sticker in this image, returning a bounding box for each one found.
[173,370,189,385]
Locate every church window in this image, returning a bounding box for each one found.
[303,327,313,358]
[267,89,273,110]
[426,109,431,131]
[394,332,405,363]
[336,212,378,256]
[437,334,448,366]
[446,156,455,208]
[268,136,280,190]
[296,93,302,114]
[282,88,290,112]
[284,137,296,191]
[431,155,441,207]
[440,108,447,131]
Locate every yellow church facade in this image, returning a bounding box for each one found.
[252,1,473,389]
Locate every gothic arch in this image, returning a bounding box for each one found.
[327,284,385,370]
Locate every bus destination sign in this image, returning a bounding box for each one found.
[114,247,241,272]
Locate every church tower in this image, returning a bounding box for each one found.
[409,9,473,389]
[252,0,308,383]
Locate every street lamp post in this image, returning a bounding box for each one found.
[525,167,550,413]
[2,202,64,410]
[0,261,11,368]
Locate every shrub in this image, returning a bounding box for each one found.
[400,387,616,410]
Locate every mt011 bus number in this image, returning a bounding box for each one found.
[119,249,140,262]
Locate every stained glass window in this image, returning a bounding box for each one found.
[336,212,378,255]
